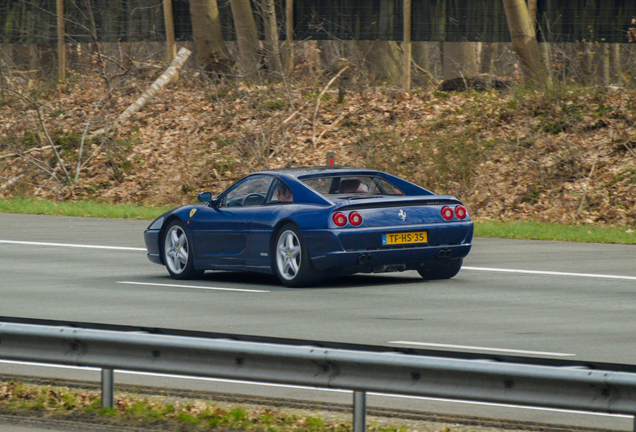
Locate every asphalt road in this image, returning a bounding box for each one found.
[1,212,636,430]
[1,212,635,363]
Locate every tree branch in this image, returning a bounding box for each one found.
[6,89,73,188]
[312,66,349,149]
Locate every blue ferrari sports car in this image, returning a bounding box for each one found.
[144,167,473,287]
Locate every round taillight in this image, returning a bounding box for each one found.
[441,206,454,221]
[349,211,362,226]
[455,205,467,219]
[333,212,347,227]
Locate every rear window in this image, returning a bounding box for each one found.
[301,176,404,196]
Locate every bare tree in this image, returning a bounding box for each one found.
[412,43,431,74]
[442,42,478,80]
[596,43,610,85]
[441,0,479,82]
[360,40,402,84]
[610,44,622,84]
[189,0,233,73]
[479,43,497,75]
[527,0,537,24]
[359,0,401,84]
[501,0,549,84]
[229,0,261,82]
[257,0,282,76]
[412,0,445,80]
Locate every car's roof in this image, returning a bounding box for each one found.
[230,166,434,200]
[254,166,378,178]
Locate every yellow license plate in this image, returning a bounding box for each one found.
[382,231,427,245]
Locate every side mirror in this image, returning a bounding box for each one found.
[197,191,212,203]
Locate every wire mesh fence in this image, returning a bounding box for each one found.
[1,0,635,44]
[0,0,634,85]
[1,0,165,43]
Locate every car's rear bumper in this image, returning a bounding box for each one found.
[309,243,471,272]
[144,229,162,265]
[303,222,473,272]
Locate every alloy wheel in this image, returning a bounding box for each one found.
[164,225,189,275]
[276,230,302,281]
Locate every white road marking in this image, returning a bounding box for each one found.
[0,359,629,419]
[3,238,636,282]
[463,266,636,281]
[117,281,270,293]
[0,239,145,251]
[388,341,576,357]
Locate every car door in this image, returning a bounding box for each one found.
[190,175,273,269]
[247,178,295,270]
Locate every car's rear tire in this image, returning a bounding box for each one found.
[163,220,203,280]
[418,259,463,280]
[273,224,320,288]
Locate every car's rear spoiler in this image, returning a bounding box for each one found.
[336,196,463,211]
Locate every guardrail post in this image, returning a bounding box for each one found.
[101,368,114,409]
[353,390,366,432]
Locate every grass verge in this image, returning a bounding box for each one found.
[1,198,635,245]
[0,380,418,432]
[0,197,172,220]
[475,220,636,245]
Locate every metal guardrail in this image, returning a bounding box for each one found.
[1,321,636,432]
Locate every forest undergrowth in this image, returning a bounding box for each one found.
[1,67,635,228]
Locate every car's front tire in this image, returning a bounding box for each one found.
[163,220,203,280]
[273,224,320,288]
[418,259,463,280]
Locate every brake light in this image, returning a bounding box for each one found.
[333,212,347,227]
[455,205,467,219]
[441,206,454,221]
[349,211,362,226]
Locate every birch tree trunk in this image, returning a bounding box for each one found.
[501,0,549,85]
[258,0,282,76]
[92,48,191,135]
[230,0,261,82]
[189,0,233,73]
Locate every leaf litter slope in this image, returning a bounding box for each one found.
[1,72,635,228]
